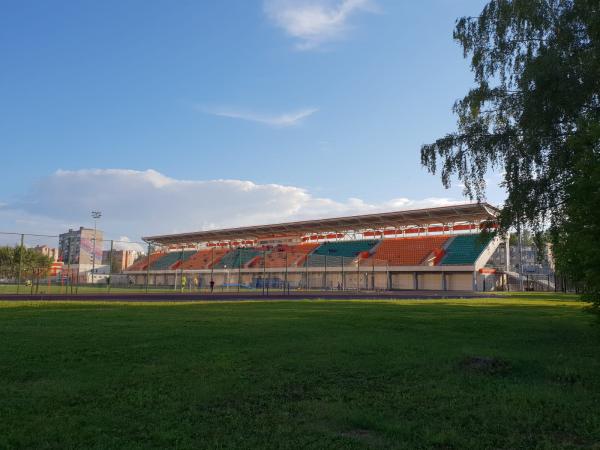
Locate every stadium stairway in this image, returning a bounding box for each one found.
[440,234,493,265]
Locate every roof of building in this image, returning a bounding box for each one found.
[143,202,499,246]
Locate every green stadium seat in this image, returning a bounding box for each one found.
[440,234,492,265]
[305,240,379,266]
[150,251,196,270]
[214,249,261,269]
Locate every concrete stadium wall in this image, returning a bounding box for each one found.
[126,268,482,292]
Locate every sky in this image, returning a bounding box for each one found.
[0,0,504,248]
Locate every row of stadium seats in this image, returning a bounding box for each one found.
[125,234,492,271]
[214,248,261,269]
[311,240,379,258]
[150,250,196,270]
[179,248,229,270]
[439,234,492,265]
[368,236,449,266]
[249,243,320,268]
[126,251,166,271]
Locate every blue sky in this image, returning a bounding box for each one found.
[0,0,503,244]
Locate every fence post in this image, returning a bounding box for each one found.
[341,257,345,290]
[386,263,390,291]
[16,234,24,295]
[284,252,288,295]
[108,239,114,294]
[179,247,185,293]
[324,255,327,290]
[306,255,309,291]
[238,249,242,293]
[371,258,375,291]
[145,243,151,293]
[210,247,215,293]
[262,250,266,296]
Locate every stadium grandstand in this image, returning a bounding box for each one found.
[124,203,508,291]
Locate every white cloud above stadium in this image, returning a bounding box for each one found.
[264,0,378,50]
[0,169,461,245]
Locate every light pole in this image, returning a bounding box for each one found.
[91,210,102,284]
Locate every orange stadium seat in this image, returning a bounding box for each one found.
[250,243,320,268]
[367,236,450,266]
[178,248,230,270]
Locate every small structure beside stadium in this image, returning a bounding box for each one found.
[125,203,508,292]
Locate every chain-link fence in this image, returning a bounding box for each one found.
[0,231,151,295]
[0,231,576,296]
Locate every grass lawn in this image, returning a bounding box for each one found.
[0,284,191,295]
[0,295,598,449]
[0,284,286,295]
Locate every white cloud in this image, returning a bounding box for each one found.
[202,106,318,127]
[264,0,377,50]
[114,236,145,253]
[0,168,461,246]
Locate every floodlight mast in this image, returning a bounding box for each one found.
[91,211,102,284]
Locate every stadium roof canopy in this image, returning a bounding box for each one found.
[143,202,499,246]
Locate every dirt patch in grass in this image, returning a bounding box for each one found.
[460,356,511,375]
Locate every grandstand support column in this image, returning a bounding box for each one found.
[472,271,478,291]
[413,272,418,290]
[442,272,446,291]
[356,259,360,291]
[145,243,151,293]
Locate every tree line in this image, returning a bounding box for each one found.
[0,246,54,281]
[422,0,599,306]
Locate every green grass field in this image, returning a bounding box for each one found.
[1,295,598,449]
[0,283,272,295]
